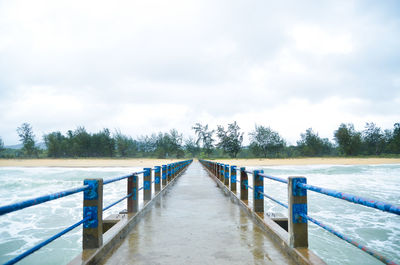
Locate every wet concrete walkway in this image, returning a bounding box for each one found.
[100,162,295,265]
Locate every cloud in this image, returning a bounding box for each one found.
[0,0,399,145]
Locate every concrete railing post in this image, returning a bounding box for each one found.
[288,176,308,248]
[253,170,264,213]
[167,164,171,182]
[220,164,224,181]
[83,178,103,249]
[127,174,138,213]
[240,167,248,201]
[154,166,161,193]
[144,168,152,202]
[224,164,229,186]
[162,165,167,187]
[230,165,237,192]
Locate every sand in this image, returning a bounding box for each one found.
[0,157,399,167]
[214,157,400,166]
[0,158,184,167]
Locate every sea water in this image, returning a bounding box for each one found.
[0,164,399,265]
[0,167,143,265]
[247,164,400,265]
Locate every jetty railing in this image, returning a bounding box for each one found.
[199,159,399,265]
[0,159,192,265]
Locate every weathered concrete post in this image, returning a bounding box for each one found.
[162,165,167,187]
[127,174,138,213]
[144,168,152,202]
[167,164,171,182]
[224,164,229,186]
[154,166,161,193]
[253,170,264,213]
[230,165,237,192]
[240,167,248,201]
[220,164,224,181]
[83,178,103,249]
[213,162,216,175]
[288,176,308,248]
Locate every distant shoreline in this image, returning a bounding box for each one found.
[0,157,399,167]
[213,157,400,166]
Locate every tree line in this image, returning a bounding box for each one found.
[0,121,399,159]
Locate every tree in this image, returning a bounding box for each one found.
[137,134,157,155]
[0,137,4,151]
[184,137,201,157]
[114,130,138,157]
[71,127,91,157]
[362,122,385,155]
[249,125,286,158]
[216,121,243,158]
[17,123,37,157]
[43,131,67,157]
[387,123,400,153]
[91,128,115,157]
[154,129,183,158]
[297,128,333,157]
[192,123,214,156]
[334,123,362,156]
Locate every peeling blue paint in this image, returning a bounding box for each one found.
[83,206,98,228]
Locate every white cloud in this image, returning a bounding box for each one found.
[0,0,399,146]
[291,24,354,55]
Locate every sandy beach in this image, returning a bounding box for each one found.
[0,158,184,167]
[0,157,399,167]
[213,157,400,166]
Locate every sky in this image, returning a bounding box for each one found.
[0,0,399,146]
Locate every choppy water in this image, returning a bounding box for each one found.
[246,164,400,265]
[0,164,399,265]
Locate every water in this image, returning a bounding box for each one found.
[0,164,399,264]
[245,164,400,265]
[0,167,144,265]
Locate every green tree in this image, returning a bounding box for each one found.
[333,123,362,156]
[362,122,385,155]
[192,123,214,157]
[387,123,400,153]
[43,131,67,157]
[91,128,115,157]
[154,129,183,158]
[249,125,286,158]
[137,134,157,155]
[297,128,333,157]
[184,137,200,157]
[216,121,243,158]
[0,137,4,152]
[71,127,91,157]
[17,123,38,157]
[114,130,138,157]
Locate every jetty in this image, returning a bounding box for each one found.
[0,160,399,265]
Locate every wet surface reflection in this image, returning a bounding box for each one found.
[101,162,295,265]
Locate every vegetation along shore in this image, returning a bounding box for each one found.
[0,157,399,167]
[0,121,399,160]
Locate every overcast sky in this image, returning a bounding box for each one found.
[0,0,399,146]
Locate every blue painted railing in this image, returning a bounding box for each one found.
[199,160,399,265]
[0,159,192,265]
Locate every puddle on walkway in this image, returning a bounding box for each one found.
[100,162,295,265]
